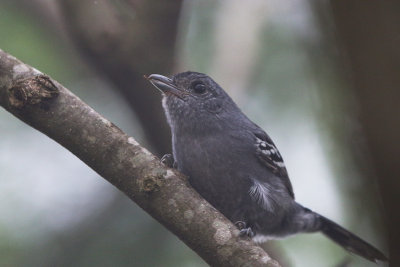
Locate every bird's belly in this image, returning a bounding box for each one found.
[176,141,248,212]
[175,141,290,231]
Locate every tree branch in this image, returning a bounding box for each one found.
[0,49,279,266]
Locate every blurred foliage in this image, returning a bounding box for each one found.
[0,1,386,267]
[0,2,83,83]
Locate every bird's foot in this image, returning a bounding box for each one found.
[161,154,176,168]
[234,221,246,230]
[239,227,255,238]
[234,221,255,238]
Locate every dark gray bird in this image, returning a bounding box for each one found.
[146,71,387,263]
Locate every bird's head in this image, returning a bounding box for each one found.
[146,71,240,134]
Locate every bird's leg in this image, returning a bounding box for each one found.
[161,154,177,168]
[239,227,255,238]
[234,221,246,230]
[234,221,255,238]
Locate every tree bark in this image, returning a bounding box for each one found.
[0,49,279,267]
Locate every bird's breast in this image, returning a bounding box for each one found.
[173,131,255,215]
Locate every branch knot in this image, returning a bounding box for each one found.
[8,75,59,109]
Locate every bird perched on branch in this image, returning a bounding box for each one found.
[146,71,387,263]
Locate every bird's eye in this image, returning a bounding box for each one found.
[192,82,207,94]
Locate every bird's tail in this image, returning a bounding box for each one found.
[316,213,388,263]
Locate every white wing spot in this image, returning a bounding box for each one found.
[255,136,286,169]
[273,161,286,168]
[256,137,277,156]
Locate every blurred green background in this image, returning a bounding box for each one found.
[1,0,397,266]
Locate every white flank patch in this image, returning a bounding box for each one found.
[248,179,275,212]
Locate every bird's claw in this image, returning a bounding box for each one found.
[234,221,246,230]
[235,221,255,238]
[161,154,176,168]
[239,227,255,238]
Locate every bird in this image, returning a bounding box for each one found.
[146,71,388,263]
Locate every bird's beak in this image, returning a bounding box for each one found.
[145,74,185,99]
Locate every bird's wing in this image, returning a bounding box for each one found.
[252,130,295,199]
